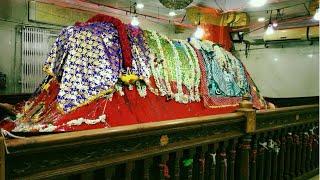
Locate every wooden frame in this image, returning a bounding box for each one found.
[1,104,319,179]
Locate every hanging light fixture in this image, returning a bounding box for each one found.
[159,0,193,10]
[248,0,267,7]
[272,22,278,27]
[169,11,177,16]
[265,24,274,35]
[258,17,265,22]
[193,13,204,39]
[136,3,144,9]
[193,26,205,39]
[130,2,139,26]
[131,16,140,26]
[265,10,274,35]
[313,8,320,21]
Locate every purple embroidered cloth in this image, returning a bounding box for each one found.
[44,22,122,112]
[126,25,151,82]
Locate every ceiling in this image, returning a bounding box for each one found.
[40,0,317,31]
[87,0,314,24]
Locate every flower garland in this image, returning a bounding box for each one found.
[163,37,184,103]
[136,80,147,97]
[188,42,201,101]
[144,31,166,96]
[182,40,201,101]
[150,31,173,97]
[145,32,202,103]
[177,40,195,101]
[66,114,106,126]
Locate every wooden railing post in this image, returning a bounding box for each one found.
[236,94,256,180]
[180,149,195,180]
[169,151,183,180]
[0,136,5,180]
[227,139,237,180]
[250,135,258,180]
[205,144,217,180]
[313,125,319,169]
[239,135,251,180]
[284,129,293,180]
[271,131,280,180]
[301,125,308,174]
[237,94,256,133]
[278,129,286,180]
[295,127,303,177]
[256,134,266,180]
[216,141,227,180]
[264,132,273,180]
[306,125,313,172]
[144,158,153,180]
[290,128,298,178]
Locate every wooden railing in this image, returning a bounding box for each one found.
[1,101,318,179]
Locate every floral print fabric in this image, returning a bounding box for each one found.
[189,39,249,97]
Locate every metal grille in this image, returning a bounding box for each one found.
[21,27,57,93]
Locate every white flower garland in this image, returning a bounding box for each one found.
[148,52,163,96]
[66,114,106,126]
[164,37,185,103]
[150,31,173,96]
[184,41,201,101]
[136,80,147,98]
[178,40,195,102]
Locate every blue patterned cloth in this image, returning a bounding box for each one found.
[44,22,122,112]
[191,39,249,97]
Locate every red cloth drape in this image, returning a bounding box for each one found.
[201,24,232,51]
[1,79,238,132]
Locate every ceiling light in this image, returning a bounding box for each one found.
[272,22,278,27]
[193,26,204,39]
[308,54,314,58]
[136,3,144,9]
[274,58,278,61]
[258,17,265,22]
[131,16,139,26]
[265,24,274,35]
[249,0,267,7]
[313,8,320,21]
[169,11,177,16]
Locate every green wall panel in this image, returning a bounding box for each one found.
[29,1,95,26]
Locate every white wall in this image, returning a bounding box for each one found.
[235,42,319,98]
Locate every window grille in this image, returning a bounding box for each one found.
[21,27,57,93]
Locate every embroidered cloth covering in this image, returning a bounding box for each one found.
[0,14,267,133]
[189,38,266,108]
[126,25,151,82]
[44,22,122,112]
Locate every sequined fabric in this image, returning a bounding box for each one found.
[44,22,122,112]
